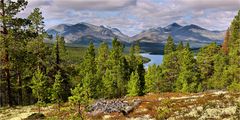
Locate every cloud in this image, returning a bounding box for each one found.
[51,0,137,11]
[16,0,240,36]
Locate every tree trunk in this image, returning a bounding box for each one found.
[17,71,22,105]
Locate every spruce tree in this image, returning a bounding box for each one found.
[176,41,184,51]
[145,64,164,93]
[80,42,97,98]
[208,53,228,89]
[164,35,175,55]
[96,42,109,97]
[175,49,199,92]
[31,69,48,113]
[51,71,64,112]
[127,71,140,96]
[68,83,90,117]
[196,42,220,90]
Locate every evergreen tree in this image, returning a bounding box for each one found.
[31,69,48,113]
[208,53,228,89]
[95,42,109,97]
[102,69,115,98]
[176,41,184,51]
[68,83,90,117]
[51,71,64,112]
[175,49,199,92]
[145,64,164,93]
[80,42,97,98]
[164,35,175,55]
[127,71,140,96]
[222,29,230,54]
[103,38,127,98]
[27,8,45,35]
[136,62,145,96]
[196,42,220,90]
[0,0,28,106]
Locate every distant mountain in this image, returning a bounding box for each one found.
[47,22,225,53]
[131,23,225,46]
[47,22,130,45]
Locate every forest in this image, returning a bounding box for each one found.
[0,0,240,119]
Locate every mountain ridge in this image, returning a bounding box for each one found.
[47,22,225,49]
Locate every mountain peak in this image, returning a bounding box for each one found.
[185,24,206,30]
[164,22,182,32]
[168,22,182,27]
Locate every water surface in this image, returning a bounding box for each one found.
[140,53,163,68]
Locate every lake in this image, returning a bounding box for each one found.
[140,53,164,68]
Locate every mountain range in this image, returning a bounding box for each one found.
[47,22,225,53]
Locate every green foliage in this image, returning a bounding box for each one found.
[69,82,90,105]
[196,43,220,89]
[145,65,166,93]
[175,49,199,92]
[228,80,240,92]
[50,71,64,105]
[176,41,184,51]
[161,52,179,92]
[28,8,45,34]
[208,53,228,89]
[127,71,141,96]
[31,69,48,112]
[164,36,175,55]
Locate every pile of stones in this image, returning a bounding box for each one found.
[88,99,142,114]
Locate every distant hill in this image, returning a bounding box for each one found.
[47,22,130,45]
[132,23,225,46]
[47,22,225,53]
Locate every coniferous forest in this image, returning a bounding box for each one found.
[1,0,240,119]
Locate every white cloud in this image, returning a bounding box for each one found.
[51,0,137,11]
[16,0,240,35]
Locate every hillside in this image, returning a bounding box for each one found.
[1,91,240,120]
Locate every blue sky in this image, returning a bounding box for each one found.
[18,0,240,36]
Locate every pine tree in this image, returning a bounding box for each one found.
[0,0,28,106]
[51,71,64,112]
[127,71,140,96]
[103,38,127,98]
[102,69,115,98]
[222,29,230,54]
[145,64,163,93]
[175,49,199,92]
[27,8,45,35]
[176,41,184,51]
[68,83,90,117]
[164,35,175,55]
[31,69,48,113]
[208,53,228,89]
[96,42,109,97]
[137,62,145,96]
[196,42,220,90]
[80,42,97,98]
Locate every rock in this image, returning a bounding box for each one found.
[23,113,45,120]
[89,99,142,114]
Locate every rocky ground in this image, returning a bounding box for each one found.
[1,91,240,120]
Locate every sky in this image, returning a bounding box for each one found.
[17,0,240,36]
